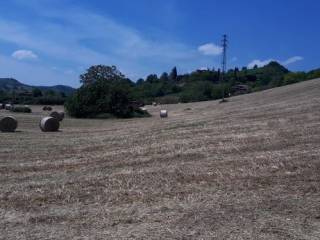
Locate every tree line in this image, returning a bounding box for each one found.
[65,62,320,118]
[0,88,67,105]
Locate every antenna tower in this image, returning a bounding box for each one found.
[220,34,228,101]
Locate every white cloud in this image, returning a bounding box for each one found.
[248,56,304,69]
[282,56,303,65]
[198,43,222,56]
[199,67,209,71]
[12,50,38,60]
[248,59,274,69]
[0,4,222,86]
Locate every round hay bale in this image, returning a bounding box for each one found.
[160,110,168,118]
[39,117,59,132]
[58,111,65,120]
[0,116,18,132]
[43,106,53,111]
[5,104,12,110]
[50,111,64,121]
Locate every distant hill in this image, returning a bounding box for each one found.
[0,78,75,96]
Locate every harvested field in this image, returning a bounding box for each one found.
[0,79,320,239]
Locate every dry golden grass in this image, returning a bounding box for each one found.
[1,79,320,239]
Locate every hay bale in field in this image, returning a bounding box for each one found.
[50,111,64,121]
[39,117,59,132]
[160,109,168,118]
[11,106,32,113]
[59,111,65,120]
[0,116,18,132]
[5,104,12,110]
[43,106,53,111]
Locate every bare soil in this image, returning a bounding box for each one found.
[1,79,320,239]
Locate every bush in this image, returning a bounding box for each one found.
[11,106,32,113]
[283,72,306,85]
[65,66,150,119]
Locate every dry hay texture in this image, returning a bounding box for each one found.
[1,79,320,239]
[39,117,60,132]
[0,116,18,132]
[49,111,64,122]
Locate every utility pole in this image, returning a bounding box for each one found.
[220,34,228,102]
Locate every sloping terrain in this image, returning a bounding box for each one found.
[0,79,320,239]
[0,78,75,95]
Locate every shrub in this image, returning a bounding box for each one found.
[65,66,150,119]
[283,72,307,85]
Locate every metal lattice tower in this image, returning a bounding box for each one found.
[220,34,228,101]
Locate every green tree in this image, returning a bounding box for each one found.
[80,65,125,85]
[45,90,55,97]
[169,67,178,82]
[283,72,306,85]
[66,65,147,118]
[160,72,169,82]
[32,88,43,97]
[146,74,158,83]
[136,78,144,85]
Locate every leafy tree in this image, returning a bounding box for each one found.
[136,78,144,85]
[32,88,43,97]
[80,65,125,85]
[146,74,158,83]
[66,66,147,118]
[45,90,55,97]
[60,91,66,98]
[283,72,306,85]
[160,72,169,82]
[169,67,178,81]
[306,69,320,79]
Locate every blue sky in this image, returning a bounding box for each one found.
[0,0,319,87]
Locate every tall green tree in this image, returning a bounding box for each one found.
[32,88,43,97]
[146,74,158,83]
[80,65,125,85]
[160,72,169,82]
[169,67,178,82]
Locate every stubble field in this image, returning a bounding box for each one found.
[1,79,320,239]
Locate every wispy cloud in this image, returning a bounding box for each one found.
[12,49,38,60]
[0,2,221,86]
[248,56,304,69]
[282,56,303,65]
[198,43,222,56]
